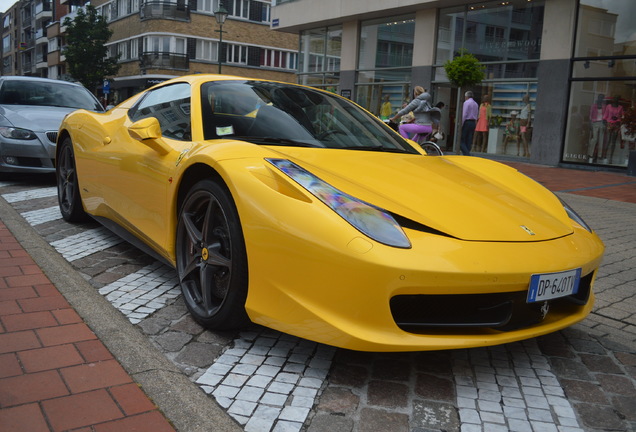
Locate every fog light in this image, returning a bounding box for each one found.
[3,156,19,165]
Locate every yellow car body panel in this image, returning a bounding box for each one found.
[192,155,603,351]
[57,74,605,351]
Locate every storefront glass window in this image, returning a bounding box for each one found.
[436,1,544,70]
[356,15,414,119]
[358,16,414,70]
[298,26,342,90]
[563,0,636,167]
[434,1,544,156]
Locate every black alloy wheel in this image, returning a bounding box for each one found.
[176,179,249,329]
[57,137,88,222]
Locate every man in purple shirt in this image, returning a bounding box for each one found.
[461,91,479,155]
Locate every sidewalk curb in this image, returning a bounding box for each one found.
[0,196,242,432]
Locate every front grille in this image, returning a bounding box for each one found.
[46,131,58,144]
[390,272,593,333]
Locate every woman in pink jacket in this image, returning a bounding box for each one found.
[601,96,623,163]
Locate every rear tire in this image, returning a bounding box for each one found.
[57,137,88,222]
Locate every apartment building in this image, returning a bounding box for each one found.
[2,0,53,77]
[91,0,298,102]
[2,0,299,105]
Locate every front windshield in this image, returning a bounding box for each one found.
[0,80,103,111]
[200,80,417,153]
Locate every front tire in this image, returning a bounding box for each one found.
[176,179,249,329]
[57,137,88,222]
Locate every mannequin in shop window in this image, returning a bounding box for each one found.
[600,96,623,164]
[502,110,521,154]
[519,94,532,157]
[473,94,491,152]
[587,94,606,163]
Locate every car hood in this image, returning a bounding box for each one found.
[265,148,573,242]
[0,105,77,132]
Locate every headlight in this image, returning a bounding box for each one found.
[0,127,37,140]
[267,158,411,248]
[560,198,592,233]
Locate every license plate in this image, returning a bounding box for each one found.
[527,268,581,303]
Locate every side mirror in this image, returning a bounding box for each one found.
[128,117,171,155]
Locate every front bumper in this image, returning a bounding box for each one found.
[243,221,604,351]
[0,131,57,174]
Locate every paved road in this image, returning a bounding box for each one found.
[0,169,635,432]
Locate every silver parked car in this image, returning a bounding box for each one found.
[0,76,103,174]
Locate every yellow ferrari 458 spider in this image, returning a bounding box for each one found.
[56,74,604,352]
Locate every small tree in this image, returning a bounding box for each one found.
[443,49,485,153]
[63,6,120,92]
[443,49,486,88]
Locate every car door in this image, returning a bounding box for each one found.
[94,82,192,254]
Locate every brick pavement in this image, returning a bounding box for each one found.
[504,162,636,203]
[0,220,176,432]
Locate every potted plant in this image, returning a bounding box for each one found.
[443,49,486,89]
[443,49,486,152]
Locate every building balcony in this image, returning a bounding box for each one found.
[140,1,189,21]
[22,61,34,74]
[140,51,188,70]
[47,50,61,65]
[35,6,52,22]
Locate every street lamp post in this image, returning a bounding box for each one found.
[214,4,228,74]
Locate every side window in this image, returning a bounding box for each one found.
[130,83,192,141]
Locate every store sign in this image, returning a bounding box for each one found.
[480,38,541,55]
[146,78,167,86]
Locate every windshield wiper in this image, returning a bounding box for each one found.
[234,136,319,148]
[339,146,410,153]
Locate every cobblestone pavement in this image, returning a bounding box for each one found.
[1,173,635,432]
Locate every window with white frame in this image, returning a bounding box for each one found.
[118,40,138,60]
[3,35,11,52]
[107,44,118,59]
[144,35,186,54]
[130,39,138,59]
[196,0,220,14]
[118,0,140,17]
[226,43,247,64]
[100,3,112,21]
[229,0,250,19]
[118,41,129,60]
[196,39,218,61]
[48,37,60,52]
[261,48,297,70]
[261,2,270,22]
[197,0,270,22]
[48,65,58,80]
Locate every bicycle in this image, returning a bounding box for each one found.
[413,130,444,156]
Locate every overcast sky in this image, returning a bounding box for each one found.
[1,0,15,15]
[583,0,634,43]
